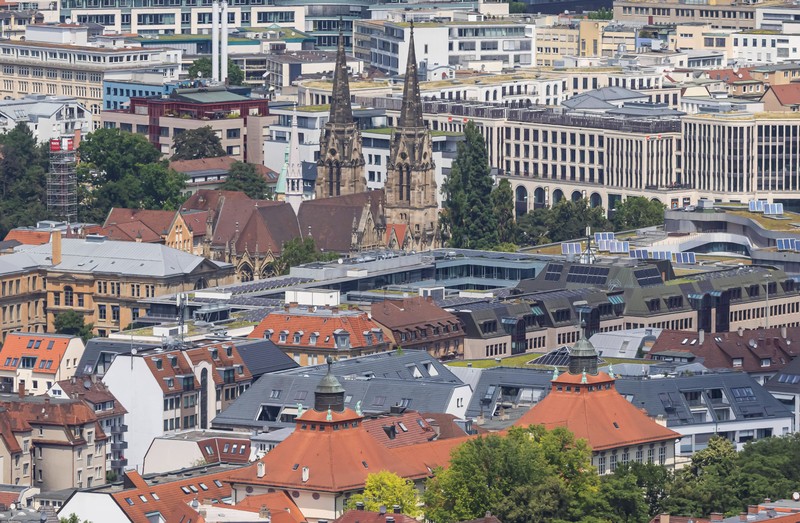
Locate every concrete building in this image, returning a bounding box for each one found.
[0,96,90,142]
[613,0,765,30]
[141,430,251,474]
[101,86,270,162]
[732,27,800,65]
[265,50,363,96]
[0,24,181,125]
[0,333,85,396]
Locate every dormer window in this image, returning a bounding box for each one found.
[264,329,273,341]
[309,332,319,345]
[169,355,178,368]
[226,346,233,357]
[333,330,350,349]
[363,331,373,345]
[279,330,288,343]
[293,331,304,344]
[166,378,174,389]
[155,359,163,370]
[211,349,219,360]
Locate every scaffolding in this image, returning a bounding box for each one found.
[47,137,77,223]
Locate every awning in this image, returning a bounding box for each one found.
[688,293,705,300]
[530,306,545,316]
[608,295,624,305]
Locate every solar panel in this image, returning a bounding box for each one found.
[673,252,697,264]
[561,243,582,255]
[651,251,672,260]
[609,241,630,254]
[749,200,766,213]
[597,240,609,251]
[764,203,784,215]
[594,232,615,243]
[630,249,649,259]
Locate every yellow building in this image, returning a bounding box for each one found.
[0,233,235,339]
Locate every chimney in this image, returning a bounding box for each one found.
[710,513,723,522]
[51,231,62,266]
[301,466,309,483]
[658,515,670,523]
[17,380,25,398]
[386,518,395,523]
[748,505,759,514]
[737,326,743,337]
[698,329,704,344]
[781,325,787,338]
[355,502,364,511]
[393,505,401,514]
[739,513,747,522]
[258,505,270,519]
[257,461,265,478]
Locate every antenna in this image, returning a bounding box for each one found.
[581,226,596,264]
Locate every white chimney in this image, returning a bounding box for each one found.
[221,0,229,84]
[301,467,309,483]
[257,461,265,478]
[212,0,220,83]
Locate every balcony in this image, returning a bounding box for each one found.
[110,424,128,435]
[111,441,128,451]
[111,458,128,469]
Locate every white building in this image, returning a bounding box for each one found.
[0,95,91,142]
[732,26,800,64]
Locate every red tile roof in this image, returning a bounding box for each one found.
[0,397,107,445]
[111,468,235,523]
[0,410,23,453]
[142,351,200,395]
[197,436,252,465]
[648,328,799,373]
[370,297,461,333]
[182,210,209,237]
[249,310,389,351]
[0,333,78,375]
[514,372,680,451]
[0,490,21,508]
[765,84,800,107]
[334,510,418,523]
[170,156,238,174]
[103,208,177,237]
[362,412,437,449]
[56,378,127,419]
[183,342,253,387]
[2,230,50,245]
[707,67,755,84]
[230,492,306,523]
[385,224,407,249]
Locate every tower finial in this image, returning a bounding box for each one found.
[328,18,353,125]
[552,366,559,381]
[399,19,423,129]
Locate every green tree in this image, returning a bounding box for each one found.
[0,123,51,236]
[60,515,91,523]
[491,178,516,244]
[516,208,551,246]
[53,310,94,342]
[188,57,244,86]
[665,436,740,517]
[345,471,421,517]
[273,237,339,275]
[598,466,651,523]
[221,161,269,199]
[611,196,665,231]
[171,126,226,161]
[423,425,599,523]
[508,1,527,13]
[587,7,613,19]
[77,128,186,222]
[441,121,497,249]
[546,199,610,243]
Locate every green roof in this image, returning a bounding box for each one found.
[177,91,250,103]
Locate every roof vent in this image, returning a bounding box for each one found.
[85,234,107,242]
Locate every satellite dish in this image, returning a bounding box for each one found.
[131,348,138,355]
[337,258,343,264]
[83,379,91,389]
[793,492,800,501]
[748,339,757,348]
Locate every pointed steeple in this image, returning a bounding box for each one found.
[286,105,303,213]
[329,20,353,126]
[275,146,288,200]
[399,21,423,129]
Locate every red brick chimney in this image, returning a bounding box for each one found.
[710,513,723,522]
[17,380,25,398]
[748,505,759,515]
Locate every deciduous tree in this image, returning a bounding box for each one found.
[345,471,421,517]
[189,57,244,86]
[171,126,226,161]
[53,310,93,342]
[611,196,665,231]
[221,161,269,199]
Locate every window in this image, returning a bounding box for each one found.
[63,286,74,307]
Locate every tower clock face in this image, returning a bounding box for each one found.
[329,148,337,157]
[400,151,408,160]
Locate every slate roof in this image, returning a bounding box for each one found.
[615,373,792,428]
[229,338,298,379]
[589,328,662,359]
[462,367,553,419]
[77,338,161,377]
[0,333,79,376]
[13,237,230,277]
[235,202,301,255]
[515,372,680,451]
[765,356,800,394]
[648,327,799,373]
[297,190,384,253]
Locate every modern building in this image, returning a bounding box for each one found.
[0,24,181,124]
[0,333,85,396]
[141,429,252,474]
[0,96,90,143]
[101,86,270,162]
[101,341,255,470]
[0,393,107,490]
[764,356,800,434]
[613,0,764,30]
[265,49,363,96]
[49,377,128,479]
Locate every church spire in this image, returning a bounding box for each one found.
[328,20,353,126]
[399,21,423,129]
[285,104,303,213]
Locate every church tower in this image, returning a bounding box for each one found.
[285,105,304,214]
[384,23,438,250]
[314,25,366,199]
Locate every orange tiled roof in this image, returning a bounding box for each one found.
[514,372,680,451]
[0,333,76,375]
[707,67,755,84]
[183,342,253,387]
[249,311,388,350]
[2,230,51,245]
[143,351,200,395]
[0,397,107,446]
[362,411,437,449]
[111,468,235,523]
[56,378,127,419]
[230,492,306,523]
[335,510,417,523]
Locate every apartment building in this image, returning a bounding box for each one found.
[669,24,736,62]
[0,95,90,142]
[0,333,85,396]
[102,341,254,470]
[49,377,128,479]
[0,393,107,490]
[101,86,269,162]
[96,208,208,255]
[0,10,43,39]
[732,27,800,64]
[353,18,535,75]
[0,24,181,125]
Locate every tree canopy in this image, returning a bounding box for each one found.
[77,128,187,223]
[221,161,270,199]
[0,123,51,237]
[271,237,339,276]
[171,126,226,161]
[188,57,244,86]
[611,196,665,231]
[53,310,94,342]
[516,199,610,246]
[346,471,421,517]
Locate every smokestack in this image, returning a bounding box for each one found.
[51,231,62,266]
[221,0,229,85]
[212,0,220,83]
[17,380,25,398]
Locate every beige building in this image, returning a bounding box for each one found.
[0,333,85,395]
[0,393,107,490]
[670,24,736,61]
[0,24,181,125]
[614,0,766,29]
